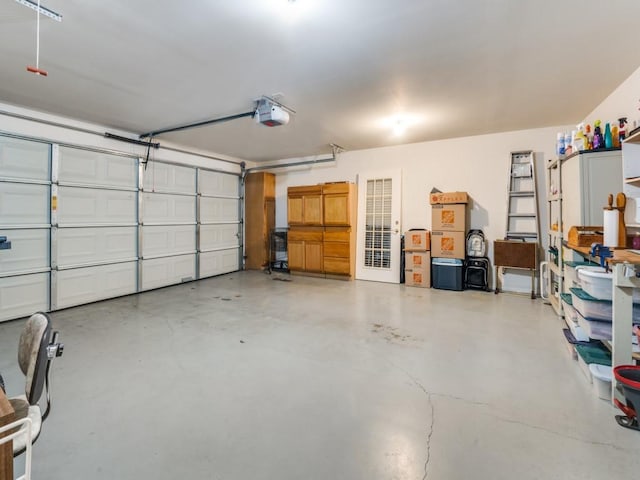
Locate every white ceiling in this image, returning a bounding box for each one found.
[1,0,639,162]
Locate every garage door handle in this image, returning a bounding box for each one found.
[0,236,11,250]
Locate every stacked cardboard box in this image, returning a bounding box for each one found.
[430,192,468,259]
[404,230,430,287]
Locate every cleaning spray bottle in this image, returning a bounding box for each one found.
[619,117,628,143]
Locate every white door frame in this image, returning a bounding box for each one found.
[355,169,402,283]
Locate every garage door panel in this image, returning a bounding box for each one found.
[57,187,136,225]
[58,147,137,189]
[0,183,49,225]
[200,249,239,277]
[56,262,137,309]
[142,225,196,257]
[200,224,239,251]
[0,273,49,322]
[200,197,239,223]
[143,163,195,194]
[142,254,195,290]
[199,170,238,197]
[56,227,137,268]
[142,193,195,224]
[0,137,50,181]
[0,229,49,274]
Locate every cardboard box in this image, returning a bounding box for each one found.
[429,191,469,205]
[431,230,465,259]
[404,230,430,251]
[404,268,431,288]
[405,251,431,271]
[431,204,467,231]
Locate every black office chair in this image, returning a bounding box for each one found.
[7,312,64,456]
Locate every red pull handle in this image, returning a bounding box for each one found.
[26,65,48,76]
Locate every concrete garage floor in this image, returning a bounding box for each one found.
[2,271,640,479]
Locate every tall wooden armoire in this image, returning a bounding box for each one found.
[244,172,275,270]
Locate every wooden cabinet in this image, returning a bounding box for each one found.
[244,172,275,270]
[287,182,357,279]
[287,185,322,225]
[323,227,352,275]
[288,227,323,273]
[323,183,354,226]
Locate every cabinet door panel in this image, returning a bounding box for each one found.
[303,195,323,225]
[304,241,323,272]
[324,228,351,242]
[288,197,304,224]
[324,257,350,275]
[288,228,323,242]
[288,241,304,270]
[324,242,350,258]
[324,194,349,225]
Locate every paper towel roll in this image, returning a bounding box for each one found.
[603,209,619,247]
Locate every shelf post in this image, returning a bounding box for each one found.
[611,262,639,403]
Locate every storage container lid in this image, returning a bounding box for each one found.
[564,261,599,268]
[576,266,611,280]
[560,293,573,306]
[575,343,612,366]
[589,363,612,381]
[570,287,610,304]
[432,258,463,266]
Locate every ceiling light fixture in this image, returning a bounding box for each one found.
[268,0,315,22]
[379,113,424,137]
[393,119,406,136]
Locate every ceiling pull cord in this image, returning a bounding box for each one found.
[26,0,48,76]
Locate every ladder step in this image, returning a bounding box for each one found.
[509,191,535,197]
[508,213,536,217]
[506,232,538,239]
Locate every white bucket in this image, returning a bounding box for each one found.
[589,364,612,401]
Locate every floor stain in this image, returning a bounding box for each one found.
[371,323,420,345]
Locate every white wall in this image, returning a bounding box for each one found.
[0,102,245,173]
[273,125,573,292]
[583,65,640,131]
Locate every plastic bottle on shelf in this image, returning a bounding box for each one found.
[565,132,573,154]
[585,124,593,149]
[612,123,620,147]
[573,123,587,151]
[593,120,603,149]
[556,132,565,156]
[604,122,613,148]
[619,117,628,142]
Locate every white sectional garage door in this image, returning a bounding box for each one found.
[53,146,138,309]
[0,137,51,321]
[198,169,240,277]
[0,133,242,322]
[141,162,197,290]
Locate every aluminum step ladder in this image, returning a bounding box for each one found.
[506,150,539,241]
[495,150,539,297]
